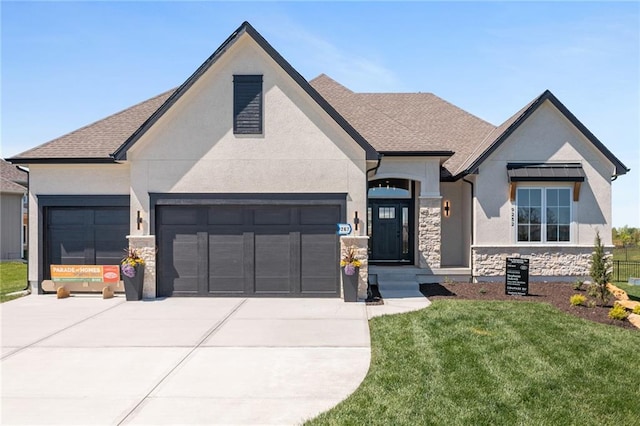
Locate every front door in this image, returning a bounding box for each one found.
[369,200,412,263]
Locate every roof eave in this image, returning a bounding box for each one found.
[7,157,118,165]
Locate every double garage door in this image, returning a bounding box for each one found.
[156,204,341,297]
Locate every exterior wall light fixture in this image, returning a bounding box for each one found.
[443,200,451,217]
[137,210,143,230]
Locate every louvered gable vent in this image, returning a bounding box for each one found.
[233,75,263,134]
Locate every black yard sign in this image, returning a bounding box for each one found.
[505,257,529,296]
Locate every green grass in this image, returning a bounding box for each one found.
[0,262,28,302]
[307,300,640,426]
[613,246,640,261]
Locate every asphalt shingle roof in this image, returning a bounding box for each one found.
[11,89,175,160]
[0,159,28,185]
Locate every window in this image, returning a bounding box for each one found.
[516,188,571,243]
[233,75,263,134]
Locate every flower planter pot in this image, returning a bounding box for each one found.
[341,267,359,302]
[122,265,144,301]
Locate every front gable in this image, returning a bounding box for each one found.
[126,31,371,195]
[114,22,377,164]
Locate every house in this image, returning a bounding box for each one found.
[7,22,628,299]
[0,159,28,260]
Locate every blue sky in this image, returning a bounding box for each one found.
[2,1,638,227]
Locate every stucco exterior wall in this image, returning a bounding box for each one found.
[127,34,367,236]
[374,157,441,197]
[26,164,130,283]
[440,181,469,267]
[469,101,617,280]
[1,193,24,260]
[474,102,614,249]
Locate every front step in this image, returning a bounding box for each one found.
[369,265,471,285]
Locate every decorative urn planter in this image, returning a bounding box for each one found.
[122,265,144,301]
[341,266,359,302]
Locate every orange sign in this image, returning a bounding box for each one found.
[50,265,120,283]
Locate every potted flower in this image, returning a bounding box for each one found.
[121,248,145,301]
[340,246,361,302]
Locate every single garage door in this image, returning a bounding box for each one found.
[157,204,341,297]
[44,207,129,279]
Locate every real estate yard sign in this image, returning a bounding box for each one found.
[505,257,529,296]
[50,265,120,283]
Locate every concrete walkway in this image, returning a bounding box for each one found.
[1,295,371,425]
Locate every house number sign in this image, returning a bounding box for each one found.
[337,223,353,235]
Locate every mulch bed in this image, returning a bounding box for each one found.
[419,281,638,331]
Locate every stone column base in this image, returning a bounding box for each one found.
[418,196,441,270]
[340,236,369,301]
[127,235,156,299]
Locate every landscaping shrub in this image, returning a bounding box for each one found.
[633,305,640,315]
[570,294,586,306]
[608,305,629,321]
[573,280,584,290]
[590,231,612,306]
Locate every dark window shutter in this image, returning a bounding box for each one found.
[234,75,263,134]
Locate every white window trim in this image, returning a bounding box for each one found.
[513,185,573,244]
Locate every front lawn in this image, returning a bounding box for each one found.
[0,261,28,302]
[308,300,640,425]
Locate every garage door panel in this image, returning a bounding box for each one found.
[50,229,87,265]
[301,234,339,294]
[158,231,199,295]
[300,206,341,225]
[208,234,246,293]
[48,209,88,226]
[254,207,292,225]
[255,234,290,293]
[208,206,244,225]
[160,207,199,225]
[94,209,129,225]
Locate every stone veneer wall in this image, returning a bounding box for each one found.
[127,235,156,299]
[472,246,598,278]
[340,236,369,300]
[418,197,441,270]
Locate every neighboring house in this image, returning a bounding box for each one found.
[7,22,628,298]
[0,159,28,260]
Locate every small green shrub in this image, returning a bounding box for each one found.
[587,284,599,298]
[479,288,487,295]
[587,300,597,308]
[608,305,629,321]
[573,280,584,290]
[633,305,640,315]
[570,294,586,306]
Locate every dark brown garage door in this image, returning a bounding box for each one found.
[44,207,129,279]
[156,204,340,297]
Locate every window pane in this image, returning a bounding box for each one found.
[559,225,570,241]
[558,189,570,206]
[547,189,558,206]
[530,208,541,224]
[547,207,558,225]
[530,225,541,242]
[518,207,529,223]
[558,207,570,224]
[518,225,529,242]
[530,189,541,206]
[547,225,558,242]
[402,207,409,254]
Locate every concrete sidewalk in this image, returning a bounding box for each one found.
[1,295,371,425]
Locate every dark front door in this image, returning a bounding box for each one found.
[369,200,412,263]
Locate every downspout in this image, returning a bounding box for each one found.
[366,154,383,178]
[463,177,474,282]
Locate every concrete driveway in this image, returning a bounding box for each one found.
[1,295,371,425]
